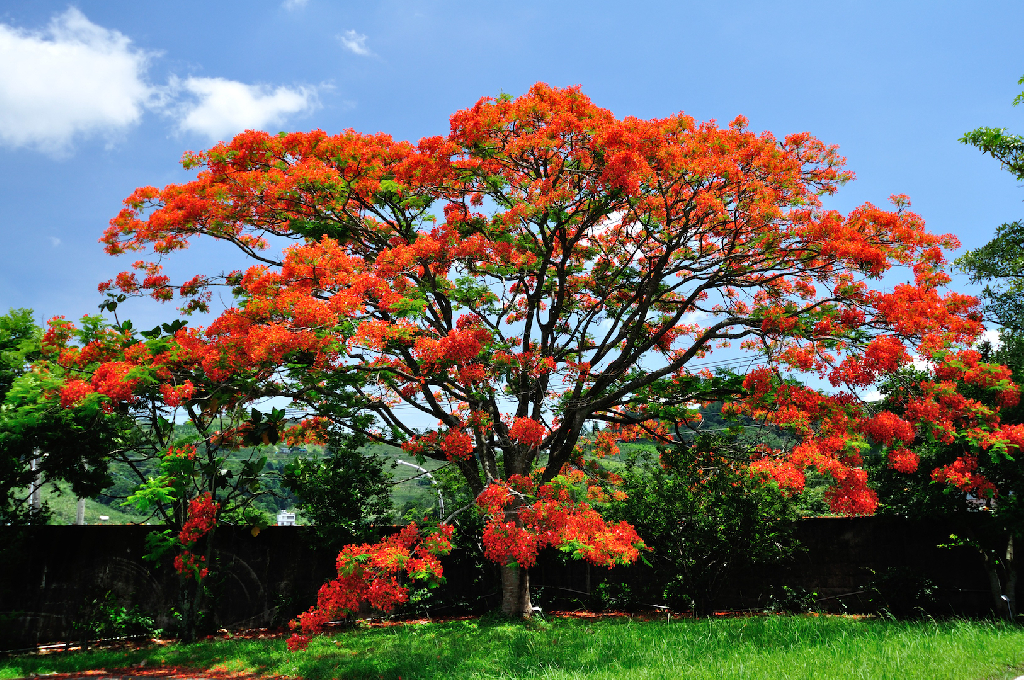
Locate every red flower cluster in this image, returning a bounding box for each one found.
[931,456,997,498]
[287,523,454,651]
[749,458,806,495]
[413,326,490,371]
[822,469,877,515]
[591,430,621,458]
[174,492,219,581]
[403,427,476,462]
[89,362,140,403]
[887,448,920,473]
[861,412,915,447]
[159,380,195,407]
[178,492,219,544]
[508,417,546,448]
[60,379,93,407]
[165,444,197,461]
[476,476,645,569]
[174,552,208,581]
[441,429,474,460]
[281,416,330,446]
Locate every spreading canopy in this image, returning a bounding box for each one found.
[52,84,1004,524]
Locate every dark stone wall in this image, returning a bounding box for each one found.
[0,526,337,650]
[723,517,995,615]
[0,517,1005,650]
[526,517,997,616]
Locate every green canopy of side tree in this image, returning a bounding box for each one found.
[0,308,117,524]
[959,75,1024,332]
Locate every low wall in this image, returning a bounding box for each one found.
[709,517,994,615]
[0,526,337,650]
[0,517,1004,650]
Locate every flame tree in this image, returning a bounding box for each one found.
[43,84,1017,624]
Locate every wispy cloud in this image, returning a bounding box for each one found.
[0,8,155,155]
[47,236,61,247]
[282,0,309,10]
[338,30,372,56]
[171,77,318,142]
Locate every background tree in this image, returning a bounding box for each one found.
[32,307,395,639]
[958,74,1024,331]
[915,74,1024,619]
[0,309,117,525]
[281,435,393,551]
[610,433,799,615]
[56,83,1001,623]
[868,341,1024,620]
[38,312,305,641]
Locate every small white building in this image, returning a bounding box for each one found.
[276,510,296,526]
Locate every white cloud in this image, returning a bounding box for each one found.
[282,0,309,9]
[47,236,61,247]
[0,8,155,154]
[977,328,1003,351]
[173,77,318,141]
[0,9,324,153]
[338,30,372,56]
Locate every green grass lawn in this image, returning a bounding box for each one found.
[3,615,1024,680]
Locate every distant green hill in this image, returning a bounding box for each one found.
[35,481,151,525]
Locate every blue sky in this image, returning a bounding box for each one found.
[1,0,1023,332]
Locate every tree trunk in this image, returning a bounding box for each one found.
[180,576,199,643]
[180,528,216,642]
[29,453,42,513]
[981,533,1016,621]
[500,563,533,618]
[1005,562,1018,621]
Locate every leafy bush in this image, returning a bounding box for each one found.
[282,440,393,550]
[864,567,937,619]
[71,591,160,645]
[765,585,821,614]
[608,434,800,614]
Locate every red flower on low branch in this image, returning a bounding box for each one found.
[287,523,454,650]
[174,492,219,581]
[476,475,645,570]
